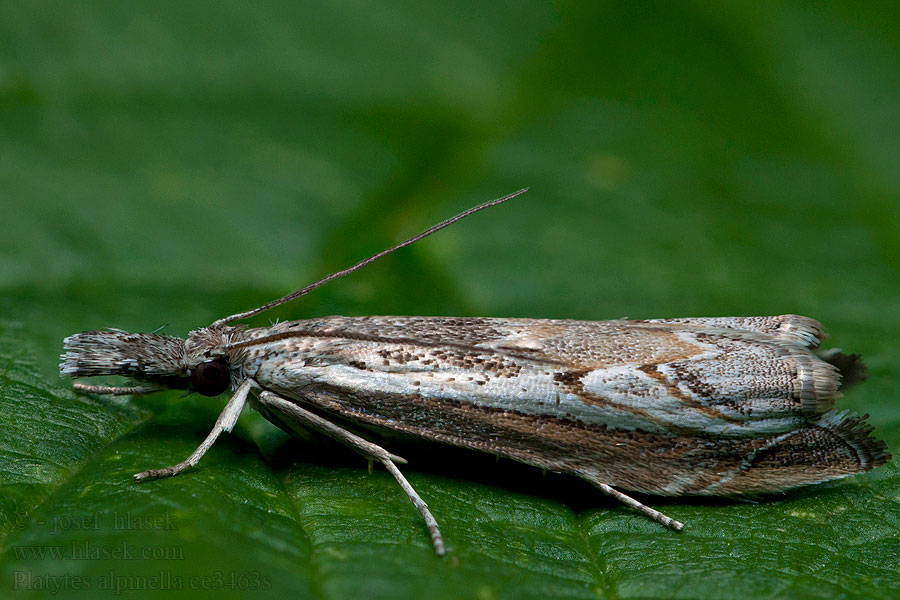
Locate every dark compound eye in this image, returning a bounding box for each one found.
[190,359,231,396]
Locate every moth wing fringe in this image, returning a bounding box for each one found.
[776,314,827,348]
[642,314,826,348]
[793,351,842,415]
[814,410,891,472]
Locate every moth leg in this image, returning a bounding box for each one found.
[134,379,255,482]
[74,383,161,395]
[592,482,684,531]
[256,390,446,556]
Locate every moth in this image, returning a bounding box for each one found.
[60,189,890,555]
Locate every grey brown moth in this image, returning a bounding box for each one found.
[60,189,890,555]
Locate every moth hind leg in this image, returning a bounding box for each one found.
[589,480,684,531]
[255,390,446,556]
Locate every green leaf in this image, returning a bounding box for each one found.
[2,2,899,599]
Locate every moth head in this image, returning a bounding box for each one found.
[60,330,233,397]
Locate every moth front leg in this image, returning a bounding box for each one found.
[255,390,446,556]
[134,379,255,481]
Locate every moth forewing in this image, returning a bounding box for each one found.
[60,190,890,556]
[221,315,889,497]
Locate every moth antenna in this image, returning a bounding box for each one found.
[210,188,529,327]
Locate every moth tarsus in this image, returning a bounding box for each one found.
[61,189,890,555]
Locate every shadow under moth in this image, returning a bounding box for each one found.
[60,189,890,555]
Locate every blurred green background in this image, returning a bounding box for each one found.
[2,2,899,599]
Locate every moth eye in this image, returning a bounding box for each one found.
[191,359,231,396]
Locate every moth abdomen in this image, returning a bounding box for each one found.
[820,349,868,389]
